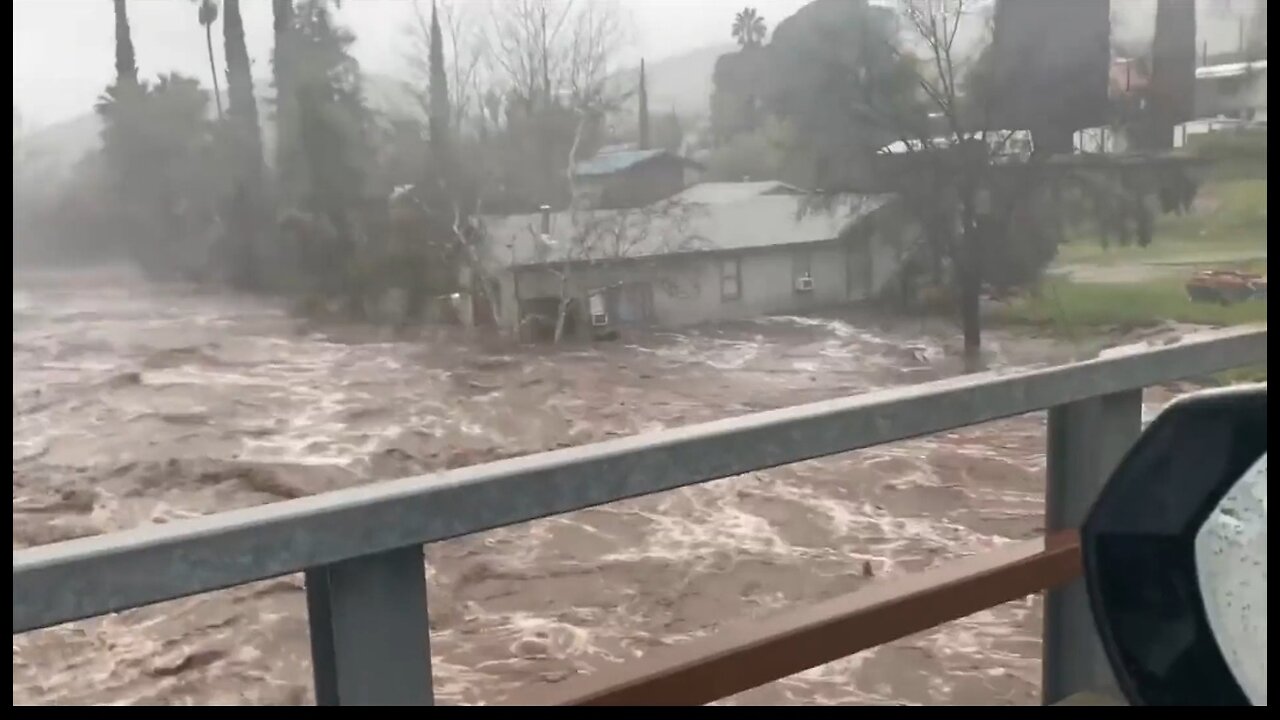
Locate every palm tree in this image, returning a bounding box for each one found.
[197,1,224,120]
[731,7,767,49]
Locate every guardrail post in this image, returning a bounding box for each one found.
[1042,389,1143,705]
[305,546,434,706]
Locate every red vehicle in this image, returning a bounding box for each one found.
[1186,270,1266,305]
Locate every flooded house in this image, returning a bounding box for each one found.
[475,181,908,340]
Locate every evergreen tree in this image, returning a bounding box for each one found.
[220,0,267,289]
[287,0,372,295]
[113,0,138,89]
[223,0,264,185]
[272,0,297,188]
[638,59,650,150]
[427,1,452,165]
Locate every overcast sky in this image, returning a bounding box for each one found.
[13,0,1259,127]
[13,0,810,126]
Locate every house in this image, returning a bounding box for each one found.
[474,181,909,340]
[572,147,705,210]
[1074,56,1268,153]
[1194,59,1267,122]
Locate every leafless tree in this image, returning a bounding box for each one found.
[455,0,638,341]
[482,0,628,110]
[839,0,1024,368]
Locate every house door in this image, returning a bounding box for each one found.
[610,282,654,325]
[847,235,874,300]
[473,288,495,326]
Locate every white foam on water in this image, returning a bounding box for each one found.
[14,273,1157,706]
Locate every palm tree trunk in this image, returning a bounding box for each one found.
[205,25,224,120]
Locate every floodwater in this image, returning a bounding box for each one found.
[12,266,1184,706]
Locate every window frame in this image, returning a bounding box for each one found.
[720,256,742,302]
[792,249,813,294]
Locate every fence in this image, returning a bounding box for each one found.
[12,326,1268,706]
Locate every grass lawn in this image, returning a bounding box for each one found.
[994,275,1267,330]
[992,275,1267,383]
[1056,178,1268,267]
[998,151,1267,382]
[969,131,1266,381]
[1022,151,1267,330]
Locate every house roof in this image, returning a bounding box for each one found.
[479,184,894,269]
[674,181,805,205]
[573,148,700,178]
[1196,59,1267,80]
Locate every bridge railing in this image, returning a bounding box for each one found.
[12,326,1268,706]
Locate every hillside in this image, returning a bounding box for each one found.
[611,43,737,121]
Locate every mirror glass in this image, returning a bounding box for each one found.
[1194,452,1268,706]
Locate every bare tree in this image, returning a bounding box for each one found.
[449,0,635,340]
[487,0,573,108]
[482,0,628,109]
[839,0,1016,368]
[845,0,1200,368]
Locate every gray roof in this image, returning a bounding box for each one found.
[1196,59,1267,80]
[573,149,667,177]
[674,181,805,204]
[573,148,692,177]
[479,184,894,269]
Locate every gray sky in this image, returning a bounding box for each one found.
[13,0,810,126]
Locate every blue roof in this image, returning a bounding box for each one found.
[573,149,671,177]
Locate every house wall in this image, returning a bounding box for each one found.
[500,217,907,333]
[1195,71,1268,120]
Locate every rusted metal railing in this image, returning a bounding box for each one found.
[517,531,1083,706]
[11,326,1268,706]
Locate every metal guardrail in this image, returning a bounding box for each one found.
[11,325,1267,706]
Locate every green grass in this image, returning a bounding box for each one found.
[1185,129,1269,182]
[1057,177,1268,267]
[1009,139,1268,383]
[1016,169,1269,384]
[995,275,1268,331]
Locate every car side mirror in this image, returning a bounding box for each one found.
[1082,384,1267,706]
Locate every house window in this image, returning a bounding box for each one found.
[793,249,813,294]
[721,257,742,301]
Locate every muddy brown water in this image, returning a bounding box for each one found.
[13,267,1191,706]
